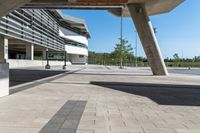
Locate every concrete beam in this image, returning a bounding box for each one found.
[127,4,168,75]
[0,35,9,63]
[0,0,184,17]
[109,0,184,17]
[0,0,31,16]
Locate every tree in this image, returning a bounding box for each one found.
[113,38,133,68]
[173,53,180,67]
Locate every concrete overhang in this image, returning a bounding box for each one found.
[0,0,184,17]
[58,10,90,34]
[59,27,89,46]
[49,10,91,38]
[23,0,184,17]
[109,0,185,17]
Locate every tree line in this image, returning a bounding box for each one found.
[88,38,200,68]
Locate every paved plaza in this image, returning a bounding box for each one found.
[0,65,200,133]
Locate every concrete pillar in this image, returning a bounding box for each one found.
[26,44,34,60]
[0,63,9,97]
[0,35,9,63]
[42,48,48,60]
[127,4,168,75]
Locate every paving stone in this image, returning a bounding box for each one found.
[58,128,76,133]
[1,65,200,133]
[61,120,79,129]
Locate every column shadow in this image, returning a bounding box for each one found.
[90,81,200,106]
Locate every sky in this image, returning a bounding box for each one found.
[62,0,200,59]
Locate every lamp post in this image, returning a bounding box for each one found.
[120,8,123,68]
[135,30,138,67]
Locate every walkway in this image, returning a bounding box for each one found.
[0,65,200,133]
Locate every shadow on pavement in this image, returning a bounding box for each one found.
[168,69,200,75]
[90,81,200,106]
[9,68,85,95]
[9,69,66,87]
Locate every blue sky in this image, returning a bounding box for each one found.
[62,0,200,58]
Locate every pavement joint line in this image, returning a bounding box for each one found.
[9,67,86,94]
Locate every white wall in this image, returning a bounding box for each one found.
[59,27,88,46]
[7,59,71,68]
[69,54,87,64]
[65,45,88,56]
[0,63,9,97]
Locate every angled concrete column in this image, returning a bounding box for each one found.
[127,4,168,75]
[26,44,34,60]
[0,35,9,63]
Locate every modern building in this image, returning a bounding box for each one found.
[0,9,90,68]
[53,10,90,64]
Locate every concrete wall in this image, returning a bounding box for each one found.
[69,54,87,64]
[59,27,88,46]
[65,45,88,56]
[0,63,9,97]
[7,59,71,68]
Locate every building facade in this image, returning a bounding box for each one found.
[0,9,89,67]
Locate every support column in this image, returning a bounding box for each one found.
[26,44,34,60]
[0,63,9,97]
[127,4,168,75]
[0,35,9,97]
[42,48,48,60]
[0,35,8,63]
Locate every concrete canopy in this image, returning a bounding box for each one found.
[23,0,184,17]
[0,0,31,16]
[0,0,184,17]
[49,10,90,38]
[109,0,185,17]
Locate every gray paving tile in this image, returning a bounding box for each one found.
[39,100,87,133]
[49,115,66,124]
[58,128,76,133]
[2,65,200,133]
[62,120,79,129]
[39,127,60,133]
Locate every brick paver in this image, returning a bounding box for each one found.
[0,65,200,133]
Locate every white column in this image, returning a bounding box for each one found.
[0,35,8,63]
[0,63,9,97]
[26,44,34,60]
[127,4,168,75]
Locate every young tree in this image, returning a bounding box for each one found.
[173,53,180,67]
[113,38,133,68]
